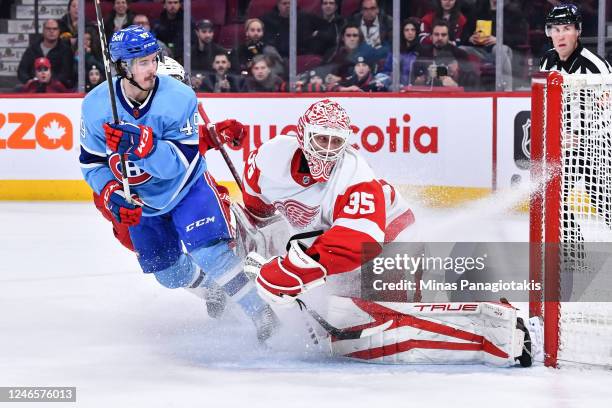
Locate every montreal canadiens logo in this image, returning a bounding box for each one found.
[273,199,320,228]
[108,153,152,185]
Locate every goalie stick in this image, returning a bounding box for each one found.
[295,299,394,340]
[93,0,133,203]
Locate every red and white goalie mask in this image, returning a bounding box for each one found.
[296,99,352,182]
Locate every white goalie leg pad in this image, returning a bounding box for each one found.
[327,296,525,367]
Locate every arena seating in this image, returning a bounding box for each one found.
[246,0,277,19]
[193,1,227,25]
[218,23,244,49]
[297,54,323,73]
[130,2,164,21]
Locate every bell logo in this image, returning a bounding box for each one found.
[0,112,73,150]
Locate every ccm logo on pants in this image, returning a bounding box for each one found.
[186,216,216,232]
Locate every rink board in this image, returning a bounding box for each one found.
[0,93,530,205]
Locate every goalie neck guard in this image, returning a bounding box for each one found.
[296,99,353,182]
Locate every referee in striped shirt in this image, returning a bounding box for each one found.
[540,3,611,74]
[539,3,612,283]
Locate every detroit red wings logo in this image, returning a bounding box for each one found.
[273,199,320,228]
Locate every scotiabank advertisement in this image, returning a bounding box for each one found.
[202,96,494,188]
[0,94,530,199]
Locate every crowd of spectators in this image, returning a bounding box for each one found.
[9,0,595,93]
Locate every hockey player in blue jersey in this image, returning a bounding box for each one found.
[79,26,278,341]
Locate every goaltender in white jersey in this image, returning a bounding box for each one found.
[242,99,414,304]
[240,99,535,367]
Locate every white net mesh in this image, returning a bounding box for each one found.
[557,74,612,368]
[558,303,612,367]
[561,75,612,243]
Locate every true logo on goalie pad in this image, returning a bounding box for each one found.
[412,303,479,312]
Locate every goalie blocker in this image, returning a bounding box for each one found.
[327,296,534,367]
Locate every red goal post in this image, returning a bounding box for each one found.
[529,71,612,368]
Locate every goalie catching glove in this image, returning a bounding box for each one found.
[252,240,327,305]
[104,121,156,160]
[199,119,246,155]
[101,180,143,226]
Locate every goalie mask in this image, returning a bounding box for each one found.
[296,99,352,182]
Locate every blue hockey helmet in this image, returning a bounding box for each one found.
[109,25,160,63]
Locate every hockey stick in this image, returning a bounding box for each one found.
[295,299,393,340]
[93,0,132,203]
[197,103,244,190]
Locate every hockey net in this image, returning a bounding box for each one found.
[530,72,612,368]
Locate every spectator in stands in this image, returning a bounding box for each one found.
[296,70,327,92]
[242,54,286,92]
[132,14,172,58]
[414,52,462,87]
[190,73,204,91]
[18,19,74,89]
[200,51,242,93]
[18,57,68,93]
[154,0,190,61]
[104,0,135,40]
[420,0,467,45]
[310,0,346,56]
[322,23,384,79]
[460,0,528,90]
[74,27,104,78]
[412,20,471,88]
[332,56,387,92]
[191,19,226,74]
[350,0,392,51]
[382,17,421,86]
[260,0,319,57]
[86,64,103,93]
[230,18,285,77]
[58,0,79,49]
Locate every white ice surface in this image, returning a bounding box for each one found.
[1,200,611,408]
